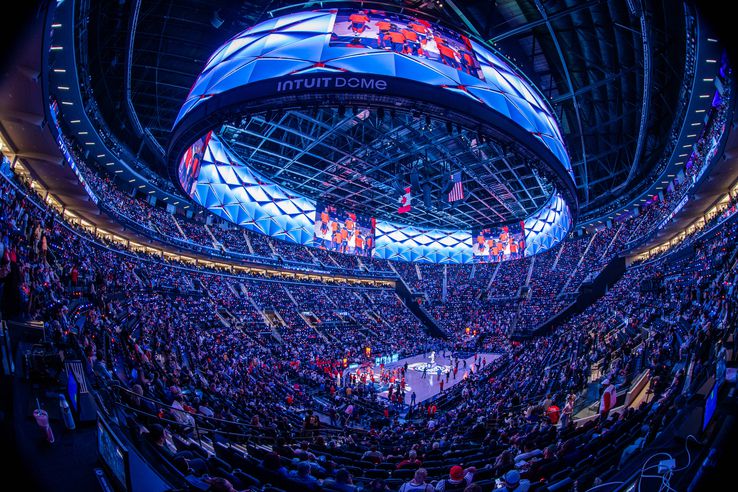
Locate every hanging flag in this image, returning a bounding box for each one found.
[448,171,464,202]
[398,187,412,213]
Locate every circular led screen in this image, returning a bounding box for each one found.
[169,8,577,263]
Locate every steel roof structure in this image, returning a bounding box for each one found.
[85,0,686,223]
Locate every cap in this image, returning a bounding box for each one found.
[449,465,464,480]
[504,469,521,486]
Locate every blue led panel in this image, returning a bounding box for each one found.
[184,133,316,245]
[373,222,472,264]
[523,193,572,256]
[174,9,573,180]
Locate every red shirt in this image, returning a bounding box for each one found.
[349,13,369,24]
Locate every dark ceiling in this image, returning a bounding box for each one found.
[85,0,687,220]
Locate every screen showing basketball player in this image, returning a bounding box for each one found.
[330,9,485,81]
[472,222,526,263]
[314,201,376,257]
[178,131,212,197]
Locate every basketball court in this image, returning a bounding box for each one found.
[346,351,501,405]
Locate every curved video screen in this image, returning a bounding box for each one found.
[179,133,573,263]
[178,131,211,197]
[314,202,376,257]
[330,9,484,80]
[472,222,526,263]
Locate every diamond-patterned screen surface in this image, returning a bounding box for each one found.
[523,193,572,256]
[190,133,316,244]
[174,9,573,179]
[181,133,571,260]
[373,222,472,264]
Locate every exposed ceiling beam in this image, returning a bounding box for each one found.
[489,0,602,43]
[533,0,589,205]
[551,65,639,104]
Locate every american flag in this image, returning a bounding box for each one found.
[448,171,464,202]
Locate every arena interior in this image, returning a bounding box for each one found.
[1,1,737,491]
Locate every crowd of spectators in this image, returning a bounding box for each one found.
[624,77,732,246]
[2,164,736,491]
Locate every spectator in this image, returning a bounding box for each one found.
[399,468,434,492]
[435,465,475,491]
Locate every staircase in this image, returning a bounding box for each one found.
[281,284,299,306]
[559,231,598,296]
[525,254,536,285]
[281,285,328,342]
[242,231,255,255]
[327,253,341,267]
[267,239,279,258]
[215,310,231,328]
[131,269,145,287]
[304,247,321,265]
[170,214,188,240]
[394,279,447,338]
[246,292,279,339]
[203,224,222,249]
[485,262,503,294]
[551,241,565,270]
[601,222,624,260]
[226,282,239,297]
[441,265,448,302]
